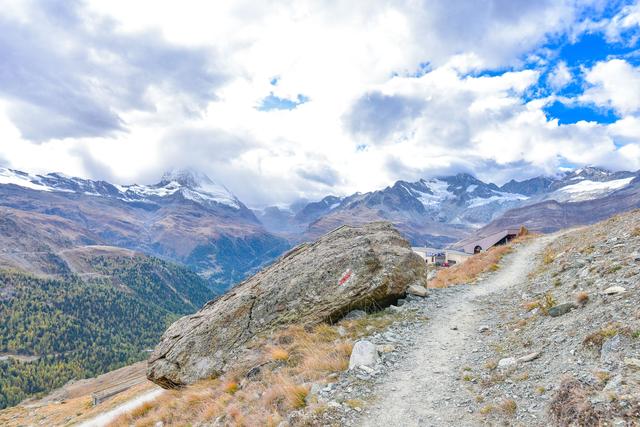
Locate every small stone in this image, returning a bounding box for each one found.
[548,302,577,317]
[337,326,347,337]
[359,365,374,374]
[498,357,517,369]
[517,352,541,363]
[624,357,640,371]
[407,284,428,297]
[377,344,395,354]
[602,286,626,295]
[328,401,341,408]
[478,326,490,333]
[349,340,378,370]
[397,298,406,307]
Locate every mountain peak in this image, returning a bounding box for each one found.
[159,169,214,189]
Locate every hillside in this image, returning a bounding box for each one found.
[458,174,640,246]
[52,211,636,426]
[0,168,289,291]
[0,249,211,409]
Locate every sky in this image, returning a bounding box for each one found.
[1,0,640,207]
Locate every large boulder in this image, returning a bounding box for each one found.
[147,222,427,388]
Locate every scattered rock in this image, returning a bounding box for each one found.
[602,286,626,295]
[396,298,406,307]
[377,344,395,354]
[498,357,517,369]
[478,325,490,333]
[548,302,577,317]
[517,351,541,363]
[147,222,427,388]
[624,357,640,371]
[349,340,378,370]
[407,284,428,297]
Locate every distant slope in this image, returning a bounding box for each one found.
[257,167,639,248]
[456,176,640,245]
[0,168,289,291]
[0,249,211,409]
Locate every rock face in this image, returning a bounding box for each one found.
[147,222,427,388]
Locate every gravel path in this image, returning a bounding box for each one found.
[358,235,558,427]
[76,389,164,427]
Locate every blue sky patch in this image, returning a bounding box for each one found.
[258,93,309,111]
[543,100,619,125]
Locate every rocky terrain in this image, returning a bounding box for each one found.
[4,209,638,425]
[147,222,428,388]
[295,210,640,426]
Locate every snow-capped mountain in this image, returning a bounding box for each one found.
[0,168,243,210]
[0,168,288,290]
[256,167,639,247]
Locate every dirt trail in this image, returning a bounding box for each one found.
[359,235,558,427]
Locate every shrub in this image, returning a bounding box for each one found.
[575,292,589,305]
[549,377,608,425]
[543,248,555,265]
[500,399,517,415]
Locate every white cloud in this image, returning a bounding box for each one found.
[0,0,637,207]
[547,61,572,90]
[580,59,640,115]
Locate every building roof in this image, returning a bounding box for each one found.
[455,229,520,254]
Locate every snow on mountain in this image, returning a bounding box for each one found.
[550,176,636,202]
[0,167,242,210]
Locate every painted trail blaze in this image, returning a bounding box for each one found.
[339,269,352,286]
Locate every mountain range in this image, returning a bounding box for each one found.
[255,166,640,247]
[0,168,289,292]
[1,164,639,408]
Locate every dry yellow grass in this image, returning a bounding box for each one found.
[428,244,512,288]
[106,312,398,426]
[269,347,290,362]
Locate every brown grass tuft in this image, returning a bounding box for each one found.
[549,377,608,425]
[269,347,290,362]
[429,244,513,288]
[575,291,589,305]
[500,399,517,415]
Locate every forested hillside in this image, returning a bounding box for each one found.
[0,254,212,409]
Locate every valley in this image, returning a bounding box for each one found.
[0,165,638,415]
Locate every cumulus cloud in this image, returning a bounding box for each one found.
[0,0,639,207]
[547,61,573,90]
[580,59,640,115]
[346,92,425,143]
[0,0,225,141]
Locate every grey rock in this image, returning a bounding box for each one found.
[349,340,378,370]
[548,302,577,317]
[396,298,406,307]
[624,357,640,371]
[407,284,428,297]
[602,286,626,295]
[147,222,427,388]
[517,352,541,363]
[498,357,517,369]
